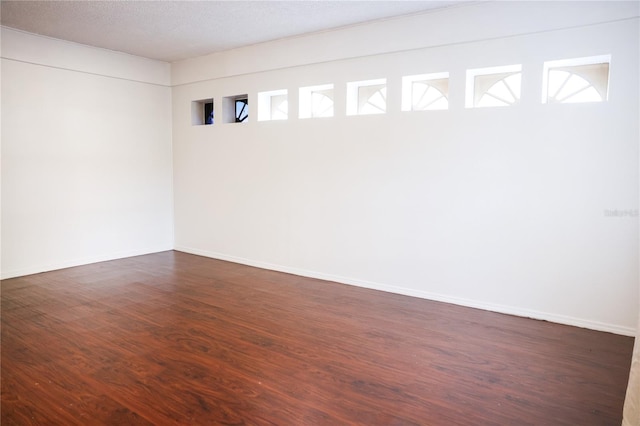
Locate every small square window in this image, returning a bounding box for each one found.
[258,89,288,121]
[466,65,522,108]
[191,98,214,125]
[542,55,610,104]
[347,79,387,116]
[223,95,248,123]
[299,84,334,118]
[402,73,449,111]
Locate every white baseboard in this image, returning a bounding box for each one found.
[1,245,174,280]
[175,245,637,337]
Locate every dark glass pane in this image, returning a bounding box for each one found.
[204,102,214,125]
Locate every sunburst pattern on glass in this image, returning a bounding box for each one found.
[311,92,334,118]
[235,99,248,122]
[547,70,602,103]
[360,87,387,115]
[411,82,448,110]
[477,73,521,107]
[270,94,288,120]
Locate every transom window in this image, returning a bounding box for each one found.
[235,99,248,122]
[271,95,288,120]
[191,98,214,126]
[402,73,449,111]
[202,55,612,125]
[466,65,522,108]
[359,85,386,114]
[222,95,248,123]
[347,79,387,116]
[542,56,610,104]
[310,91,333,117]
[258,89,288,121]
[299,84,334,118]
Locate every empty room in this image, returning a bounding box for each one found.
[1,1,639,424]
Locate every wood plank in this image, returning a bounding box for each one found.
[1,251,633,425]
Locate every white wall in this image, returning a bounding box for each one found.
[1,28,174,278]
[172,2,639,335]
[171,1,639,85]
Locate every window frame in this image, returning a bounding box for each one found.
[541,55,611,104]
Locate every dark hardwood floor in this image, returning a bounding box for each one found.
[1,251,633,425]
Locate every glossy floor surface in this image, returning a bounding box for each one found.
[1,251,634,425]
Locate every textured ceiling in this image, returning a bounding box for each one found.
[0,1,465,62]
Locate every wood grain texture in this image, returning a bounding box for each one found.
[1,251,633,425]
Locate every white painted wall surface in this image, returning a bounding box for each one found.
[3,28,170,86]
[172,3,639,335]
[171,1,639,86]
[1,27,174,278]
